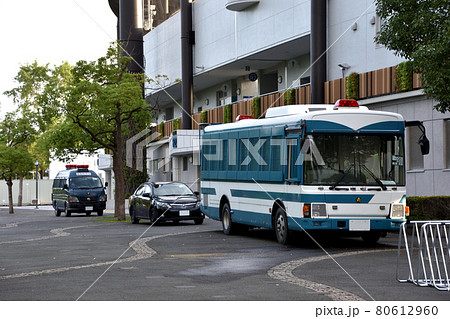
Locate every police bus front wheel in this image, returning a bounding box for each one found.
[274,208,290,245]
[221,202,235,235]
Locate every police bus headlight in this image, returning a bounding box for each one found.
[390,204,405,219]
[99,195,106,201]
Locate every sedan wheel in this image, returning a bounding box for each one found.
[194,218,204,225]
[130,208,139,224]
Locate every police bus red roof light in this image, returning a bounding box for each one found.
[235,115,254,121]
[333,99,359,109]
[77,165,89,169]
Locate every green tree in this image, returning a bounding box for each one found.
[0,111,36,214]
[50,43,152,220]
[375,0,450,112]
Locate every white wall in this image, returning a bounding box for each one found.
[327,0,405,81]
[144,0,311,88]
[367,94,450,196]
[0,179,53,206]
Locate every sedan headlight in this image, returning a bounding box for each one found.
[195,201,200,208]
[69,196,79,203]
[155,201,171,209]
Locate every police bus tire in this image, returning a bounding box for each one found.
[361,231,381,245]
[275,208,290,245]
[221,203,235,235]
[97,210,103,217]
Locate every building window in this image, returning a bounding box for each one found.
[375,15,385,48]
[446,120,450,168]
[300,76,310,86]
[216,90,227,106]
[165,107,174,121]
[183,157,189,171]
[152,159,159,173]
[407,126,424,170]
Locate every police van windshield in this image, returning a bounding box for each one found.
[69,177,103,189]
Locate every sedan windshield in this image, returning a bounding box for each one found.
[154,183,194,196]
[69,177,103,189]
[303,134,405,187]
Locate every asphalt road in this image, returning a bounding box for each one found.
[0,205,448,302]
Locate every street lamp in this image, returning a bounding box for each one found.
[338,63,350,79]
[35,159,39,210]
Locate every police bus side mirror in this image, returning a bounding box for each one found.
[405,121,430,155]
[105,182,108,187]
[419,135,430,155]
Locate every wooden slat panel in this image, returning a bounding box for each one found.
[359,73,367,99]
[327,78,343,102]
[373,67,393,96]
[324,82,330,104]
[413,73,422,89]
[191,113,201,130]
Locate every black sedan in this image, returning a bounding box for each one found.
[128,182,204,225]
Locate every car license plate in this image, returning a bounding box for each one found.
[349,220,370,231]
[85,206,94,211]
[179,210,190,216]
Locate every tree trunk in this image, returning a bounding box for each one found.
[112,131,126,220]
[7,178,14,214]
[18,176,23,206]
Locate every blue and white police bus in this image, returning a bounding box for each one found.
[200,99,429,244]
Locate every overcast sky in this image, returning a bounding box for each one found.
[0,0,117,118]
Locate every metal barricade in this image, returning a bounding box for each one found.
[397,221,450,291]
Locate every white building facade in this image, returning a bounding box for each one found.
[142,0,450,196]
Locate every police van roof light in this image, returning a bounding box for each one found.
[77,165,89,169]
[65,164,77,169]
[334,99,359,108]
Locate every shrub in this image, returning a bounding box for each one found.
[345,72,359,100]
[158,122,164,136]
[200,110,207,123]
[223,104,232,123]
[407,196,450,221]
[284,88,296,105]
[251,97,261,119]
[173,118,180,131]
[395,61,413,92]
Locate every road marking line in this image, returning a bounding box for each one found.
[267,249,394,301]
[0,231,204,280]
[0,222,18,229]
[0,226,88,245]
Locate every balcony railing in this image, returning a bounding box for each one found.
[153,65,422,139]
